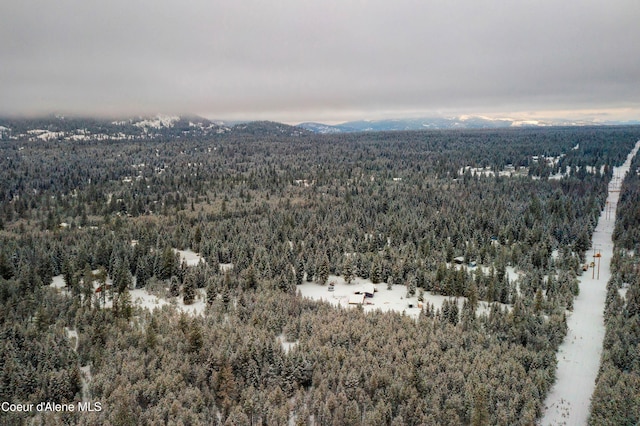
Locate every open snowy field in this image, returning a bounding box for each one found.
[129,287,208,317]
[540,140,640,425]
[298,275,436,319]
[175,248,233,272]
[174,249,206,266]
[50,273,207,316]
[297,267,517,319]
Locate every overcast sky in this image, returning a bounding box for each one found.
[1,0,639,123]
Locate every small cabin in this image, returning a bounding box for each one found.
[363,283,376,297]
[355,283,376,298]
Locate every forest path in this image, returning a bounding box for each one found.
[65,327,92,403]
[540,140,640,426]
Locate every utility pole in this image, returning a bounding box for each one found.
[593,250,601,280]
[605,201,616,220]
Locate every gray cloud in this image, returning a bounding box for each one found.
[1,0,639,122]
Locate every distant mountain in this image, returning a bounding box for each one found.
[230,121,308,137]
[297,122,348,134]
[299,116,518,133]
[0,114,231,142]
[3,114,637,141]
[0,115,314,142]
[298,116,640,133]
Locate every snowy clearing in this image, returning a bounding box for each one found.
[540,140,640,426]
[174,249,233,273]
[50,273,207,316]
[50,275,66,289]
[297,273,511,319]
[220,263,234,272]
[458,164,528,178]
[174,249,206,266]
[277,334,299,354]
[299,275,442,319]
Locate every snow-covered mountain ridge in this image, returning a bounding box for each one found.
[299,115,640,133]
[0,115,232,142]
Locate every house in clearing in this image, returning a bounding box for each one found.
[350,283,376,305]
[363,283,376,297]
[354,283,376,298]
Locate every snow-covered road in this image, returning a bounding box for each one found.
[540,140,640,426]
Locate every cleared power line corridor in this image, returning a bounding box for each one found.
[540,140,640,426]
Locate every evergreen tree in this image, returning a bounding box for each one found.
[113,258,132,293]
[159,246,177,280]
[370,256,382,284]
[62,257,76,291]
[114,289,133,320]
[90,266,105,307]
[81,264,95,307]
[135,256,150,289]
[244,265,258,291]
[0,252,14,279]
[317,255,329,285]
[534,287,544,313]
[471,386,490,426]
[342,256,354,285]
[305,257,315,282]
[169,276,180,297]
[624,279,640,318]
[295,258,305,286]
[467,281,479,310]
[406,273,417,297]
[183,274,196,305]
[206,279,217,305]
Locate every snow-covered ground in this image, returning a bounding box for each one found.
[50,275,66,289]
[130,288,169,311]
[458,165,528,178]
[276,334,299,354]
[133,115,180,129]
[175,249,233,273]
[174,249,206,266]
[172,289,207,316]
[297,268,516,319]
[50,273,207,316]
[220,263,234,272]
[64,326,92,403]
[49,249,210,315]
[549,164,607,180]
[299,276,435,319]
[65,327,79,351]
[540,140,640,426]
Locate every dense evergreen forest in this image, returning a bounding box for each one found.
[1,122,639,425]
